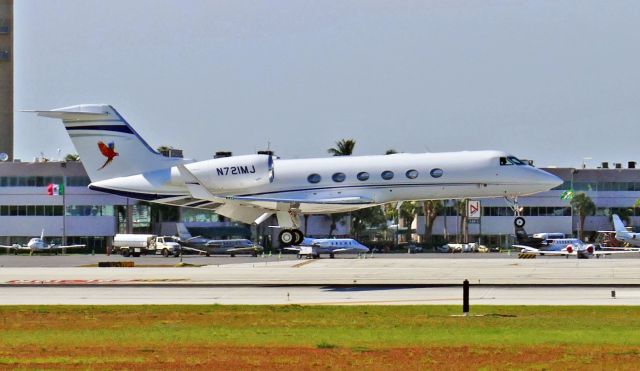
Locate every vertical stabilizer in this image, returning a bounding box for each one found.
[33,104,186,182]
[612,214,631,238]
[176,223,194,240]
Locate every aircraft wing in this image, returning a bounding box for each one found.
[513,245,539,252]
[513,245,571,256]
[226,195,375,205]
[225,246,263,253]
[0,244,22,250]
[174,164,375,224]
[593,249,640,256]
[328,248,350,253]
[329,247,370,253]
[180,245,208,254]
[57,244,86,249]
[284,247,302,252]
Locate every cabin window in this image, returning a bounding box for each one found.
[357,172,370,181]
[307,174,321,184]
[406,169,418,179]
[332,172,346,182]
[430,168,443,178]
[381,170,394,180]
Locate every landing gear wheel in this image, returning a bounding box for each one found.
[278,230,295,246]
[514,217,526,228]
[292,229,304,245]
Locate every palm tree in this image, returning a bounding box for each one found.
[64,153,80,162]
[422,200,443,244]
[615,207,633,226]
[398,202,417,242]
[454,199,469,243]
[351,207,386,239]
[327,139,356,156]
[325,139,356,235]
[570,193,596,240]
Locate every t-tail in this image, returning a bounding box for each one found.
[31,104,186,182]
[176,223,194,240]
[612,214,632,239]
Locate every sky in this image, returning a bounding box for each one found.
[13,0,640,168]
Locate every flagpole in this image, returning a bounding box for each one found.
[62,183,66,245]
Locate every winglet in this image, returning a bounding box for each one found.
[177,165,224,201]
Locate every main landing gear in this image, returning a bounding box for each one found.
[278,229,304,247]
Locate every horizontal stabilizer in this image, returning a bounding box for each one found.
[25,110,110,120]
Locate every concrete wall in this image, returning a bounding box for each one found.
[0,0,11,160]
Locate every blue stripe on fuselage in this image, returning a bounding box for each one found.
[88,185,185,200]
[65,125,134,134]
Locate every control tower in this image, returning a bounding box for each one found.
[0,0,12,160]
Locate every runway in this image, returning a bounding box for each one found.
[0,285,637,305]
[3,256,640,305]
[2,258,640,285]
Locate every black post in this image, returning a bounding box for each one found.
[463,279,470,315]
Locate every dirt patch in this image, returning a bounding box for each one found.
[1,345,639,370]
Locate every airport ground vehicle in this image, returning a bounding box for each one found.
[111,234,181,257]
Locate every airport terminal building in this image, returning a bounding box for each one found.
[0,161,130,249]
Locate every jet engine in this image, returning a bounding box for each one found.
[188,154,274,192]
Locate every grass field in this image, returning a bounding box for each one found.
[1,305,640,369]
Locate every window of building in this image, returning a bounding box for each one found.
[182,208,219,223]
[307,174,321,184]
[67,177,91,187]
[357,172,369,181]
[381,171,394,180]
[406,169,418,179]
[332,172,346,182]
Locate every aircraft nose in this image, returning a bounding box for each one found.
[537,170,563,190]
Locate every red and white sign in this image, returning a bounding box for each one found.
[467,200,481,219]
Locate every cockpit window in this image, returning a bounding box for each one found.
[508,156,525,165]
[500,156,527,166]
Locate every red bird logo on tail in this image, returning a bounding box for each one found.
[97,141,119,170]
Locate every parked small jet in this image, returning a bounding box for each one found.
[285,237,369,259]
[175,223,262,257]
[611,214,640,247]
[0,230,85,255]
[513,218,640,258]
[33,104,562,246]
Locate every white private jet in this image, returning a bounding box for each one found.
[285,237,370,259]
[32,104,562,246]
[514,237,639,259]
[0,230,85,255]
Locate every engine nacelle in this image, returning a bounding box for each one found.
[188,154,274,192]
